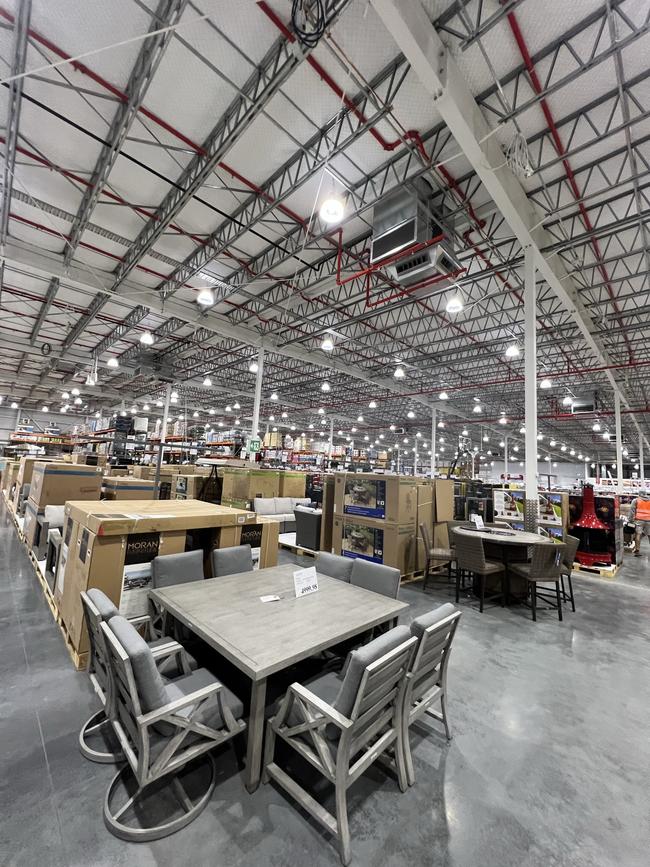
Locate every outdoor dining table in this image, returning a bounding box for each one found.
[149,563,409,792]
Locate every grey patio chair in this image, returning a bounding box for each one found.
[210,544,253,577]
[508,542,566,622]
[17,483,30,517]
[79,590,188,764]
[101,615,246,841]
[264,625,417,866]
[151,550,205,639]
[451,529,506,612]
[419,522,454,592]
[316,551,354,582]
[560,535,580,612]
[404,604,461,785]
[350,558,400,599]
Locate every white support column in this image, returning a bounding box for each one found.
[504,435,509,482]
[584,459,589,481]
[396,445,400,474]
[524,247,539,527]
[328,418,334,462]
[250,347,264,463]
[413,438,418,476]
[615,391,623,491]
[640,434,645,484]
[153,381,171,500]
[430,408,436,479]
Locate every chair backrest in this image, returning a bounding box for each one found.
[451,530,486,572]
[562,535,580,569]
[350,558,400,599]
[408,604,461,703]
[419,522,432,553]
[210,544,253,578]
[315,551,353,582]
[20,483,30,502]
[80,590,117,712]
[152,549,204,588]
[529,543,565,580]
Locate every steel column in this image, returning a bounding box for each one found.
[504,435,509,481]
[430,408,436,479]
[250,348,264,463]
[640,435,645,484]
[153,381,172,500]
[615,392,623,491]
[329,418,334,462]
[524,247,539,529]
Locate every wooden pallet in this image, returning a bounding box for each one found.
[279,538,317,558]
[572,561,621,580]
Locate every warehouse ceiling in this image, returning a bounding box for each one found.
[0,0,649,464]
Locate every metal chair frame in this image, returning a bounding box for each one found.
[403,610,461,786]
[509,543,566,622]
[419,522,454,592]
[451,529,506,612]
[100,621,246,842]
[264,636,417,866]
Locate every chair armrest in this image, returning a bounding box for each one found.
[127,613,154,640]
[288,683,353,731]
[137,682,223,727]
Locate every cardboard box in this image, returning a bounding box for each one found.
[175,474,210,499]
[332,514,415,575]
[102,476,156,500]
[71,452,107,467]
[30,462,103,508]
[221,468,280,502]
[433,479,455,522]
[334,472,417,523]
[278,471,306,498]
[2,461,20,499]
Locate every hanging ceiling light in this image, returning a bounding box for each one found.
[437,420,445,428]
[203,376,212,387]
[225,404,232,412]
[561,444,567,452]
[233,402,240,410]
[439,391,449,400]
[270,392,279,401]
[196,286,215,306]
[549,439,556,446]
[505,344,520,358]
[394,365,405,379]
[603,431,610,440]
[321,381,331,392]
[473,404,482,413]
[407,410,415,419]
[318,407,325,414]
[269,414,275,422]
[499,416,507,425]
[140,331,154,346]
[519,426,526,434]
[107,357,119,369]
[61,391,70,400]
[74,397,82,405]
[357,415,364,422]
[445,295,463,314]
[540,378,552,389]
[562,395,573,406]
[281,411,288,418]
[60,406,66,413]
[461,428,468,436]
[143,404,150,411]
[249,361,259,373]
[193,410,199,418]
[321,335,334,352]
[41,405,49,413]
[592,422,601,431]
[71,387,80,396]
[319,190,345,224]
[570,449,576,456]
[368,400,377,409]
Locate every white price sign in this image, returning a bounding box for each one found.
[470,514,484,530]
[293,566,319,598]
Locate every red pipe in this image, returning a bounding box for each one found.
[504,7,634,364]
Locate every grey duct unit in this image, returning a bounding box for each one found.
[370,178,461,288]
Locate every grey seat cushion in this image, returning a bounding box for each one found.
[165,667,244,727]
[253,498,276,516]
[87,587,119,620]
[316,552,353,582]
[410,603,458,639]
[211,544,253,578]
[333,624,411,719]
[108,615,168,712]
[350,559,400,599]
[152,550,204,588]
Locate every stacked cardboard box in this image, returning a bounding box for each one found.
[102,476,156,500]
[173,473,210,499]
[23,462,103,549]
[13,456,56,512]
[220,468,280,509]
[54,499,267,661]
[331,473,418,575]
[2,461,20,504]
[70,453,107,467]
[278,471,306,498]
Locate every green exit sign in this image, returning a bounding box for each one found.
[248,438,261,453]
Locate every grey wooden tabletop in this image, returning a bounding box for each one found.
[452,527,554,546]
[150,564,409,680]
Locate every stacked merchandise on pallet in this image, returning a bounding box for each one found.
[220,468,280,509]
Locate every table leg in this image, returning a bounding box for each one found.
[245,676,268,794]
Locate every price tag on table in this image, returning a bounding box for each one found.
[470,514,484,530]
[293,566,319,598]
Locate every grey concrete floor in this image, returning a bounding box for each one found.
[2,507,650,867]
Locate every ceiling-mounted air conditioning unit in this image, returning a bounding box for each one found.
[571,393,597,414]
[370,178,461,288]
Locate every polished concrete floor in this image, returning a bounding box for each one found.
[2,507,650,867]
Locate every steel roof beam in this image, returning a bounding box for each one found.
[110,0,352,291]
[0,0,31,246]
[63,0,188,267]
[92,305,149,358]
[29,276,59,345]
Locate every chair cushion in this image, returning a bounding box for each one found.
[211,544,253,578]
[291,498,312,509]
[43,505,65,527]
[316,552,353,582]
[108,615,168,712]
[274,497,293,514]
[86,587,119,621]
[333,625,411,718]
[428,547,454,559]
[253,498,276,516]
[152,550,204,588]
[410,603,458,639]
[350,559,400,599]
[165,667,244,727]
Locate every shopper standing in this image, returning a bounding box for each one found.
[629,490,650,556]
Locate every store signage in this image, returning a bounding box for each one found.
[470,514,484,530]
[248,438,261,453]
[124,532,160,565]
[293,566,318,597]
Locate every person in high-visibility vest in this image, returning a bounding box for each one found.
[629,490,650,556]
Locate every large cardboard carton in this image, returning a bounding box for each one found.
[30,462,103,508]
[221,468,280,503]
[433,479,455,522]
[174,474,210,499]
[2,461,20,499]
[332,513,415,575]
[333,472,417,523]
[71,452,107,467]
[278,471,306,498]
[102,476,156,500]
